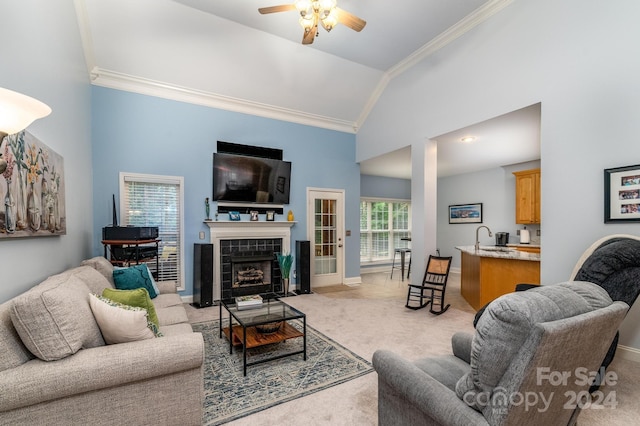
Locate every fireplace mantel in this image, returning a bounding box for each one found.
[204,220,296,300]
[204,220,296,232]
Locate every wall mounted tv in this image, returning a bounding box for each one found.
[213,152,291,206]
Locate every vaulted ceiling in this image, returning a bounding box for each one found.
[76,0,539,178]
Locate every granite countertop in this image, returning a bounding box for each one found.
[455,245,541,262]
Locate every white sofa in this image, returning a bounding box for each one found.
[0,256,204,425]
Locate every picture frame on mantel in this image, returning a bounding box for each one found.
[604,164,640,222]
[448,203,483,224]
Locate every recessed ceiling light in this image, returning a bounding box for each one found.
[460,136,476,143]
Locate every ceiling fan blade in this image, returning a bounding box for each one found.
[334,7,366,32]
[258,4,296,14]
[302,24,317,45]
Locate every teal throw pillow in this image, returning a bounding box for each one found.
[112,265,158,298]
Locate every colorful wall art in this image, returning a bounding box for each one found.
[1,131,66,238]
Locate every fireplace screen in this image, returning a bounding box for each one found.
[230,253,274,289]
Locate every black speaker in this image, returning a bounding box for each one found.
[193,243,214,308]
[296,240,311,294]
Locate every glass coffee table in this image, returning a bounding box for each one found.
[219,293,307,376]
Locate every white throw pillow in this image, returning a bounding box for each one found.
[89,294,155,344]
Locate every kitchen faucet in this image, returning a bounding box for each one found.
[475,225,493,251]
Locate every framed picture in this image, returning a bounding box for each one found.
[449,203,483,224]
[1,130,66,238]
[250,210,259,221]
[604,164,640,222]
[266,210,275,221]
[228,211,241,221]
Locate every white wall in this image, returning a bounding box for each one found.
[357,0,640,349]
[0,0,92,302]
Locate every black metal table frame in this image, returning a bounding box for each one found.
[219,295,307,376]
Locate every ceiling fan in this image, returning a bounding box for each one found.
[259,0,366,45]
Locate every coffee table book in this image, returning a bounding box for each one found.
[235,295,263,310]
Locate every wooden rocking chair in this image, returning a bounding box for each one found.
[405,255,452,315]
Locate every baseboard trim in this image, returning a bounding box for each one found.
[181,295,193,304]
[361,265,392,274]
[344,276,362,287]
[617,345,640,363]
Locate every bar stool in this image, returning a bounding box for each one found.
[391,237,412,281]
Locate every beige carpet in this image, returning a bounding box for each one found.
[185,272,640,425]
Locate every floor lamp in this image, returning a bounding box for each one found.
[0,87,52,173]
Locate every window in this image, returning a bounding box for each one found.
[120,172,185,290]
[360,199,411,263]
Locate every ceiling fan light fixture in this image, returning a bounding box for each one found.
[299,15,315,32]
[321,11,337,32]
[295,0,312,17]
[318,0,336,11]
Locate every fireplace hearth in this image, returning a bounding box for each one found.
[220,239,283,300]
[205,220,295,301]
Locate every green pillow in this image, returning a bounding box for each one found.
[102,287,160,330]
[112,265,158,298]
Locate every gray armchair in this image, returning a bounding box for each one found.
[373,282,628,426]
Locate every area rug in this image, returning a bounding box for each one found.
[192,320,373,425]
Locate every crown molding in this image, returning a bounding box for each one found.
[387,0,513,79]
[90,68,358,134]
[74,0,96,76]
[77,0,511,134]
[355,0,513,130]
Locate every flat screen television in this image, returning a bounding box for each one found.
[213,153,291,204]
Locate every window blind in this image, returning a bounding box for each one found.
[121,173,184,289]
[360,199,411,263]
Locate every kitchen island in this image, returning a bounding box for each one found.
[455,245,540,311]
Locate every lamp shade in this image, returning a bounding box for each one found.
[0,87,51,136]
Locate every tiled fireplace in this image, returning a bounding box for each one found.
[205,221,295,301]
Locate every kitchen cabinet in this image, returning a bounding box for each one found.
[513,168,541,224]
[456,246,540,310]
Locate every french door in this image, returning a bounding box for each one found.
[307,188,345,287]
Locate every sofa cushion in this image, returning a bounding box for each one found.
[66,265,113,294]
[10,275,105,361]
[0,302,34,372]
[81,256,115,286]
[157,305,189,326]
[153,293,183,309]
[455,281,613,409]
[102,287,160,329]
[89,294,160,344]
[113,264,158,298]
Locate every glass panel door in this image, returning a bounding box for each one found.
[315,198,337,275]
[308,189,344,287]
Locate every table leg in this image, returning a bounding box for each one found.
[400,251,406,281]
[229,314,233,355]
[243,325,248,376]
[303,316,307,361]
[219,303,222,338]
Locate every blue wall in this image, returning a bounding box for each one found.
[360,174,411,199]
[91,87,359,297]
